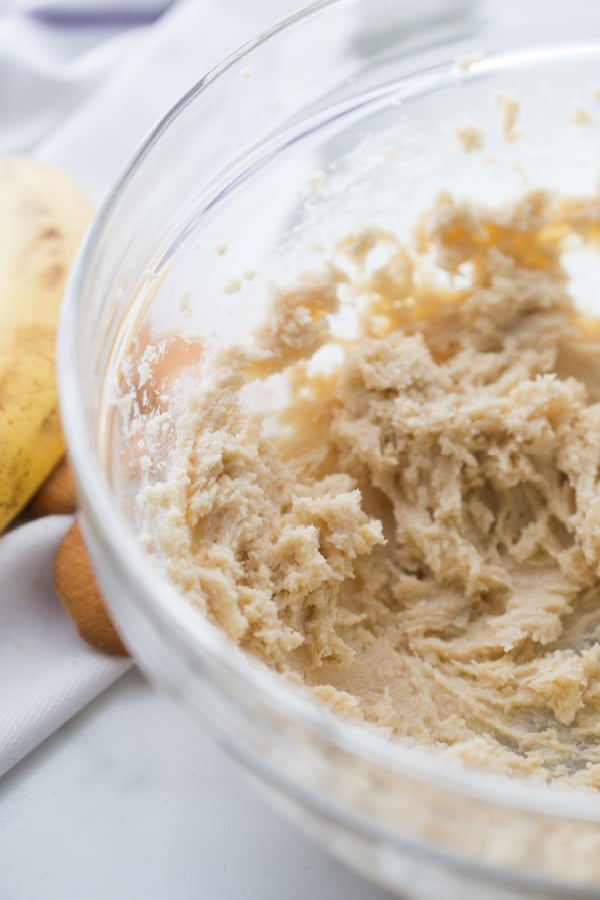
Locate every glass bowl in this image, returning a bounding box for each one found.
[59,1,600,896]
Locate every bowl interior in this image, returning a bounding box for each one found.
[61,3,600,890]
[101,41,600,517]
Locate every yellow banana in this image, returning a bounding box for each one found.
[0,157,92,533]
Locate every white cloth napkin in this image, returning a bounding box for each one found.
[0,0,300,779]
[0,0,172,154]
[0,517,131,777]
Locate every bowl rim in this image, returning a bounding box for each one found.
[58,0,600,844]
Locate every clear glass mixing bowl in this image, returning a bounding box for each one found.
[59,1,600,896]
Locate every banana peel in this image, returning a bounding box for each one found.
[0,158,92,533]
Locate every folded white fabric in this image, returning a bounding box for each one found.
[0,517,131,778]
[0,0,302,780]
[34,0,290,194]
[0,0,171,153]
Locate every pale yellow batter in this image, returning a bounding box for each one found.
[143,189,600,787]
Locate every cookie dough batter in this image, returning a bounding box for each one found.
[143,189,600,786]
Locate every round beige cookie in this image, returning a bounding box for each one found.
[29,456,77,517]
[54,520,128,657]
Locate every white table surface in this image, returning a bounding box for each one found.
[0,669,393,899]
